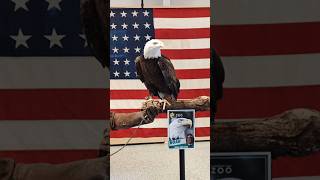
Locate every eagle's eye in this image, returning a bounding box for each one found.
[153,42,158,45]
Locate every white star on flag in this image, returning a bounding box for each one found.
[111,23,117,29]
[124,59,130,65]
[134,47,141,53]
[123,47,130,53]
[46,0,62,11]
[133,34,140,41]
[144,22,151,29]
[113,59,119,65]
[112,47,119,53]
[122,34,129,41]
[113,71,120,77]
[124,71,131,77]
[10,28,32,48]
[110,11,115,17]
[112,35,118,41]
[44,28,65,48]
[145,34,151,40]
[11,0,29,11]
[121,23,128,29]
[132,22,139,29]
[120,11,127,17]
[131,10,139,17]
[143,10,150,16]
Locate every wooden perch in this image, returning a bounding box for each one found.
[141,96,210,113]
[212,108,320,158]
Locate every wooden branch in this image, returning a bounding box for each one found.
[141,96,210,113]
[212,108,320,158]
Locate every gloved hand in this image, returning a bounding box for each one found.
[143,106,159,123]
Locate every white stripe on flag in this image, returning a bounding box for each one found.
[154,17,210,29]
[110,79,210,90]
[213,0,320,25]
[0,120,105,150]
[171,59,210,69]
[0,57,108,89]
[160,38,210,49]
[223,53,320,88]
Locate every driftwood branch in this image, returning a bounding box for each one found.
[110,96,210,130]
[141,96,210,113]
[212,108,320,158]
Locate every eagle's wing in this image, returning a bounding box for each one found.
[158,56,180,100]
[135,56,158,96]
[135,56,145,82]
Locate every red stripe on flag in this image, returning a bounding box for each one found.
[162,49,210,59]
[110,127,210,138]
[153,8,210,18]
[273,152,320,177]
[0,150,98,164]
[216,85,320,119]
[212,22,320,56]
[176,69,210,79]
[0,89,108,120]
[155,28,210,39]
[110,89,210,99]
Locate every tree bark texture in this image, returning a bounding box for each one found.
[212,108,320,158]
[141,96,210,113]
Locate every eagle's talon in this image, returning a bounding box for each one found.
[159,99,171,110]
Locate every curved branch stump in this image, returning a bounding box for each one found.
[141,96,210,113]
[212,108,320,158]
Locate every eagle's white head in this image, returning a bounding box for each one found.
[169,118,193,140]
[143,39,164,59]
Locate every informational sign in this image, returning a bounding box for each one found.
[168,109,195,149]
[211,152,271,180]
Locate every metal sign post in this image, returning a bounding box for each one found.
[179,149,185,180]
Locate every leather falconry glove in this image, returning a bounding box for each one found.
[110,106,159,130]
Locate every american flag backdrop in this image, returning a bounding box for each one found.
[109,8,210,143]
[213,0,320,179]
[0,0,107,163]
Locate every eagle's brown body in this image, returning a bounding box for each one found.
[135,55,180,103]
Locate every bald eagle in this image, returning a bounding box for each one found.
[169,118,192,140]
[135,39,180,108]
